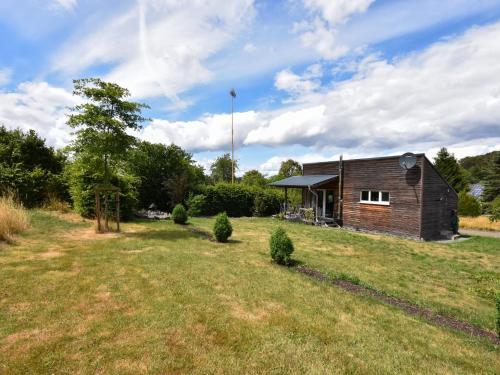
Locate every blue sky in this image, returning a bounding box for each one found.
[1,0,500,175]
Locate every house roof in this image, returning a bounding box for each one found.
[269,175,337,188]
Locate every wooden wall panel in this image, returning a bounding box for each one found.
[304,156,424,238]
[420,158,458,240]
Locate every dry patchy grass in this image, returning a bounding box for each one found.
[0,211,498,374]
[460,215,500,231]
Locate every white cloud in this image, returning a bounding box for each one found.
[136,110,267,153]
[0,82,76,148]
[52,0,255,102]
[52,0,77,11]
[259,153,330,176]
[274,66,321,97]
[245,22,500,154]
[0,68,12,86]
[243,42,257,53]
[303,0,375,25]
[295,0,374,59]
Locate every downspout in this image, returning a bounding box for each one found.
[308,185,319,223]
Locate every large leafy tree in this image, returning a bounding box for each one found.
[482,152,500,202]
[241,169,267,187]
[210,153,236,183]
[128,141,205,210]
[279,159,302,177]
[433,148,467,192]
[66,79,148,218]
[0,126,67,207]
[67,78,149,183]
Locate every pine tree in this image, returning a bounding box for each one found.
[433,148,467,192]
[482,152,500,202]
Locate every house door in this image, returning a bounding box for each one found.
[325,190,334,218]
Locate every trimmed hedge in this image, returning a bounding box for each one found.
[187,183,282,217]
[254,189,281,217]
[213,212,233,242]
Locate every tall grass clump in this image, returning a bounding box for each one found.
[0,194,29,241]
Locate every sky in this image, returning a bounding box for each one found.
[1,0,500,176]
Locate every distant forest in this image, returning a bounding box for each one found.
[460,151,500,184]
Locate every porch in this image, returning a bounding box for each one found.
[269,175,339,226]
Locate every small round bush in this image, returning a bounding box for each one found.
[172,204,188,224]
[269,227,294,265]
[213,212,233,242]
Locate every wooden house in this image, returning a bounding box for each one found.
[270,154,458,240]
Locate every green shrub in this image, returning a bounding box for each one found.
[489,197,500,222]
[269,227,294,265]
[187,194,206,216]
[187,183,283,218]
[213,212,233,242]
[304,208,314,222]
[65,159,138,220]
[172,204,188,224]
[203,183,255,217]
[496,293,500,337]
[254,190,281,216]
[458,191,481,217]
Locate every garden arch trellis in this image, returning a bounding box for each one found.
[94,184,120,232]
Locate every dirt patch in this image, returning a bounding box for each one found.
[295,265,500,345]
[46,211,91,223]
[59,226,122,241]
[219,295,284,322]
[38,250,64,259]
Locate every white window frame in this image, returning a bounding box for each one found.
[360,190,390,205]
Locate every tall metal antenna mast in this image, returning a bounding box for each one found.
[230,88,236,184]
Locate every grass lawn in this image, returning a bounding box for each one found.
[0,212,498,374]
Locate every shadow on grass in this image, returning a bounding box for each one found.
[287,259,305,267]
[123,228,199,242]
[226,238,243,243]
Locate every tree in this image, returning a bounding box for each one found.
[66,79,148,220]
[128,141,205,211]
[433,148,467,192]
[460,151,499,184]
[67,78,149,183]
[210,153,236,183]
[0,126,67,207]
[241,169,267,187]
[279,159,302,177]
[482,152,500,202]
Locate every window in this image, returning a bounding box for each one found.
[361,190,369,201]
[360,190,390,205]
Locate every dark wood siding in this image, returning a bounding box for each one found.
[420,158,458,240]
[304,156,424,239]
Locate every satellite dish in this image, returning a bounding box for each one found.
[399,152,417,170]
